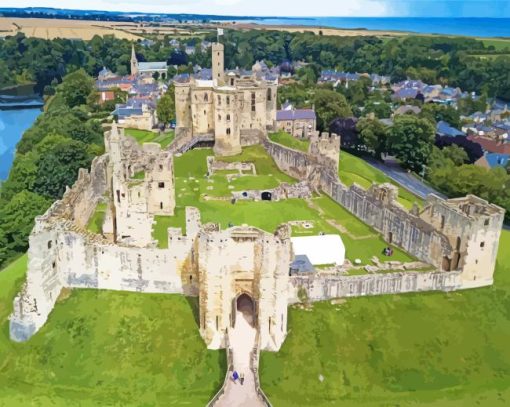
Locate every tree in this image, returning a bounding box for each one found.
[33,138,92,199]
[156,85,175,125]
[0,191,51,266]
[387,115,436,172]
[363,99,392,119]
[357,117,389,159]
[313,89,352,132]
[59,69,94,108]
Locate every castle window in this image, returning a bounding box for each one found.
[480,241,485,249]
[226,114,231,122]
[158,182,165,188]
[226,128,231,135]
[160,202,163,209]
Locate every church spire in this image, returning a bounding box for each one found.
[130,44,138,76]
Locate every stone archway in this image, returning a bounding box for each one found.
[261,191,272,201]
[236,293,255,327]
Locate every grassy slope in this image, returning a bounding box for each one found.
[124,128,175,148]
[269,131,310,153]
[260,230,510,407]
[0,256,224,406]
[339,151,423,209]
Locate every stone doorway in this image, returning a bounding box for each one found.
[236,293,255,327]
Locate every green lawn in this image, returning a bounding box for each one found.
[260,230,510,407]
[124,128,175,148]
[171,146,413,265]
[0,255,224,406]
[86,202,107,234]
[339,151,422,209]
[269,131,310,153]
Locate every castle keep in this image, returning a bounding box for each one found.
[175,42,278,156]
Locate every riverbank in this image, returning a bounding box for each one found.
[0,83,43,110]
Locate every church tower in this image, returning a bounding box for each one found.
[130,44,138,76]
[212,42,225,86]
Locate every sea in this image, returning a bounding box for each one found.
[230,17,510,38]
[0,108,41,181]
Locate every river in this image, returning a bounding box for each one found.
[0,108,42,180]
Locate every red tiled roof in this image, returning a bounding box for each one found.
[467,135,510,154]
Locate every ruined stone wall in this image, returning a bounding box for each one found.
[9,208,199,343]
[289,270,462,303]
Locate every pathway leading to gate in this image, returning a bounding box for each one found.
[214,309,266,407]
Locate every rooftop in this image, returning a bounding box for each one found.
[276,109,316,121]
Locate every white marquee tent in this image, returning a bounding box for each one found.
[290,234,345,266]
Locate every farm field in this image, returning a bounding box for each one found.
[260,229,510,407]
[0,17,142,40]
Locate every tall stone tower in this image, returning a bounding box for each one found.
[212,42,225,85]
[130,44,138,76]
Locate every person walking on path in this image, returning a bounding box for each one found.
[240,372,245,385]
[232,370,239,383]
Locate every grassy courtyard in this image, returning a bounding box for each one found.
[86,202,107,234]
[0,255,224,406]
[124,128,175,148]
[260,229,510,407]
[162,146,414,264]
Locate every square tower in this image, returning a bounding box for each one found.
[212,43,225,86]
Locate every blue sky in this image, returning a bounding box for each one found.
[4,0,510,17]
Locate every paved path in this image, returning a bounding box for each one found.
[215,310,265,407]
[363,156,447,200]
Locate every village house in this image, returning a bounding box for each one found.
[276,108,317,138]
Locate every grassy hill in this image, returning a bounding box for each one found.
[260,229,510,406]
[0,256,224,406]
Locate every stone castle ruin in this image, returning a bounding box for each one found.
[175,42,278,156]
[8,42,505,406]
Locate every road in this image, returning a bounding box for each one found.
[362,156,447,200]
